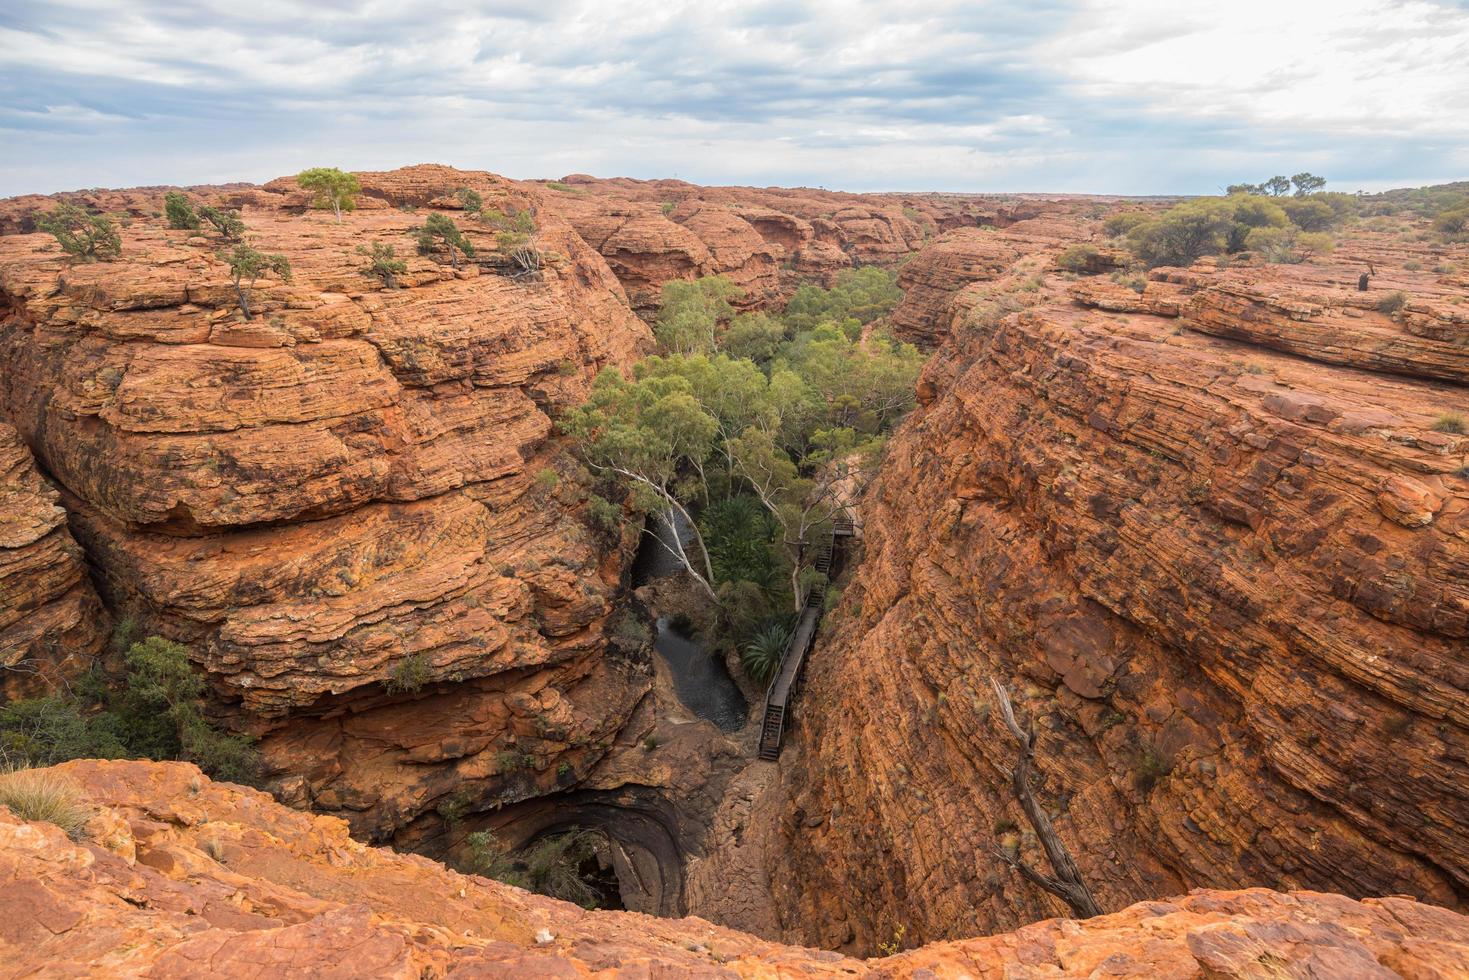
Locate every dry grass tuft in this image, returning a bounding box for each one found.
[0,767,91,840]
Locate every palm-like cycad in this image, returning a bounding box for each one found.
[742,621,792,683]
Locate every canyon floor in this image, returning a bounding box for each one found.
[1,165,1467,977]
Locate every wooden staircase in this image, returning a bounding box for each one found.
[758,703,786,761]
[754,514,856,762]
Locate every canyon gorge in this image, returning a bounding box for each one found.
[1,164,1467,977]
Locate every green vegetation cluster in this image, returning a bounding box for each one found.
[562,267,920,681]
[1107,175,1356,268]
[0,632,258,785]
[461,828,611,909]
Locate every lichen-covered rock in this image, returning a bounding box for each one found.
[0,423,107,698]
[2,760,1466,978]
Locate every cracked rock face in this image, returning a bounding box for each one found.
[0,422,108,698]
[0,165,654,839]
[4,760,1468,978]
[771,219,1469,951]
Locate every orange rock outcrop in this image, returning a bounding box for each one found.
[3,760,1467,978]
[0,165,654,840]
[0,423,107,698]
[772,222,1469,950]
[542,176,1068,313]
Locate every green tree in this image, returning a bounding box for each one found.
[1434,205,1469,239]
[457,187,483,215]
[198,205,246,241]
[411,213,475,270]
[1263,175,1293,197]
[483,206,541,277]
[357,241,407,288]
[35,203,122,262]
[0,636,258,784]
[297,167,360,222]
[1291,172,1327,196]
[164,192,201,230]
[1280,197,1336,231]
[655,276,742,355]
[224,244,292,320]
[562,370,720,597]
[723,312,786,363]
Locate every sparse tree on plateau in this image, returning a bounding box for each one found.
[410,213,475,270]
[1291,172,1326,196]
[35,203,122,262]
[1263,175,1293,197]
[198,205,246,241]
[297,167,360,222]
[357,241,407,288]
[164,192,200,230]
[224,244,291,320]
[456,188,483,215]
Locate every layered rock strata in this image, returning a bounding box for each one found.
[0,423,107,698]
[771,224,1469,950]
[4,760,1468,978]
[0,165,653,839]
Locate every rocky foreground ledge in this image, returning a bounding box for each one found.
[2,760,1466,978]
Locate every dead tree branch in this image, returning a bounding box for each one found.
[989,677,1103,919]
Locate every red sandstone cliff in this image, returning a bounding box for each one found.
[3,760,1466,978]
[769,218,1469,950]
[0,423,107,698]
[541,175,1064,313]
[0,165,654,840]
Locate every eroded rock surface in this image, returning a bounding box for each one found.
[544,176,1069,313]
[3,760,1467,978]
[772,221,1469,951]
[0,423,107,698]
[0,165,654,839]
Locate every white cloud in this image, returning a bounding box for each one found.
[0,0,1464,195]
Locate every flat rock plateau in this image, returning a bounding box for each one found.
[1,165,1467,977]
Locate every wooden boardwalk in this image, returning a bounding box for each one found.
[757,518,854,761]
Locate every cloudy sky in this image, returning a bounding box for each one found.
[2,0,1467,196]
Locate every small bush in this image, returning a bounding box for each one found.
[660,201,676,215]
[164,192,200,230]
[741,621,791,683]
[1055,244,1102,273]
[1134,744,1172,793]
[1431,412,1467,434]
[198,205,245,241]
[534,469,560,491]
[1376,291,1409,315]
[643,735,659,751]
[385,654,431,694]
[463,828,603,908]
[0,768,90,840]
[357,242,407,288]
[545,181,577,193]
[410,213,475,270]
[584,494,623,535]
[1404,260,1423,272]
[456,188,483,215]
[36,204,122,262]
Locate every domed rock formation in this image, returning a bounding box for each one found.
[0,165,654,840]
